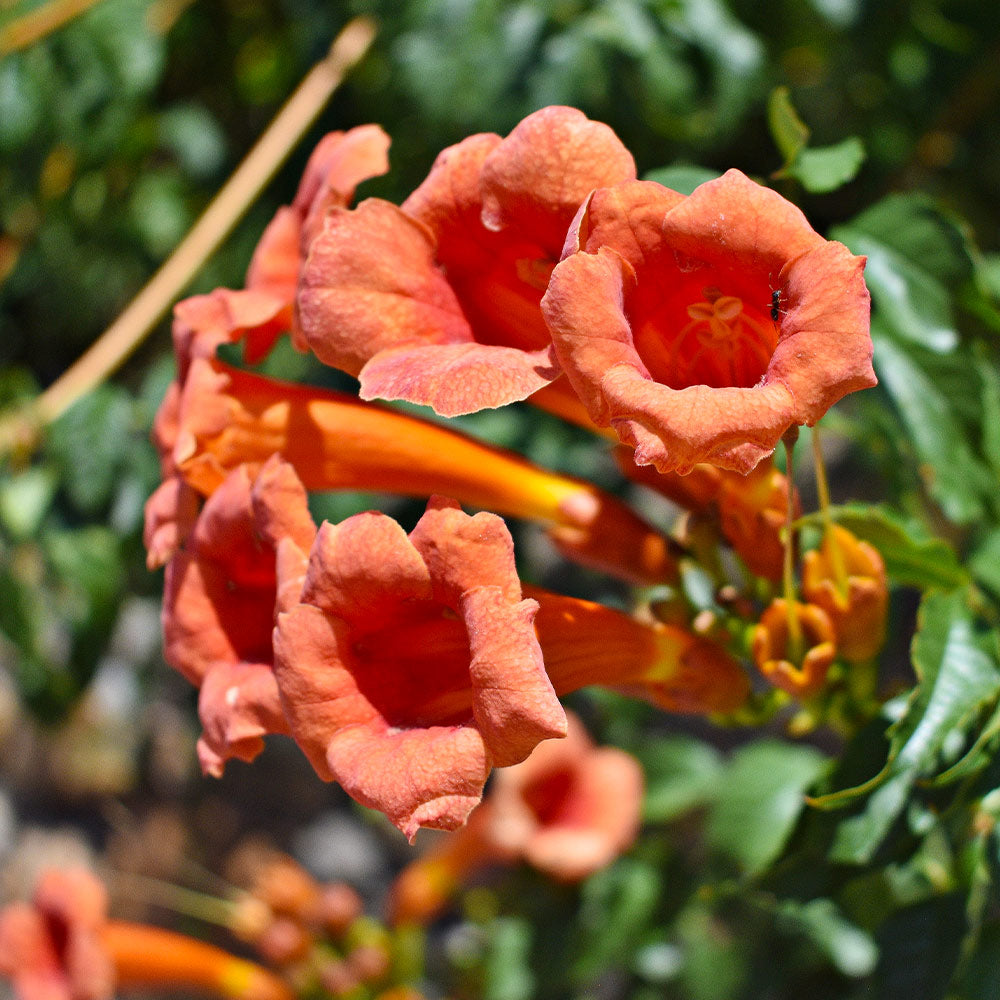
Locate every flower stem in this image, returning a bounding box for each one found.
[811,427,850,598]
[782,429,803,662]
[0,0,105,55]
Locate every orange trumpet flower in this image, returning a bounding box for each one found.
[541,172,875,474]
[297,106,636,414]
[164,355,679,585]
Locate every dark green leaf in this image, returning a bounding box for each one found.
[707,740,828,874]
[970,530,1000,599]
[641,735,724,822]
[826,591,1000,862]
[872,333,990,524]
[775,898,879,977]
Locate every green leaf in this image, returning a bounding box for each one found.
[839,193,974,287]
[573,860,661,982]
[767,86,810,164]
[47,386,134,516]
[707,741,828,874]
[0,466,57,539]
[970,530,1000,598]
[482,917,533,1000]
[641,736,724,823]
[775,898,879,977]
[836,231,958,352]
[824,503,968,590]
[872,333,990,524]
[827,591,1000,863]
[787,137,866,194]
[974,346,1000,476]
[642,165,721,195]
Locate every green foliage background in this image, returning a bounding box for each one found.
[4,1,1000,998]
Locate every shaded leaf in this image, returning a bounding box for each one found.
[643,164,721,195]
[872,333,990,524]
[825,591,1000,863]
[641,735,724,823]
[708,741,828,874]
[767,85,810,163]
[775,898,879,977]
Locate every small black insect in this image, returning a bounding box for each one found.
[770,289,782,323]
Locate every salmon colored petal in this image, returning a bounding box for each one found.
[358,341,560,415]
[247,125,391,342]
[292,124,392,251]
[479,106,636,255]
[544,170,875,473]
[298,199,471,376]
[197,660,290,777]
[462,586,566,767]
[300,514,433,626]
[402,132,503,258]
[562,180,685,264]
[272,501,565,838]
[143,476,200,570]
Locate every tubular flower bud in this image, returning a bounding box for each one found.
[167,357,678,585]
[802,524,888,662]
[751,599,837,698]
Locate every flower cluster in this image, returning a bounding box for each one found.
[145,107,881,843]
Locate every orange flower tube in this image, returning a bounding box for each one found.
[528,589,750,715]
[100,922,294,1000]
[170,358,678,585]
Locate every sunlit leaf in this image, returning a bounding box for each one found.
[788,137,866,193]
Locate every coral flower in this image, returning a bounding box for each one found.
[389,712,642,923]
[751,599,837,698]
[802,524,888,662]
[272,497,568,840]
[0,869,114,1000]
[297,106,636,414]
[541,172,876,473]
[161,457,316,775]
[245,124,390,356]
[165,356,678,585]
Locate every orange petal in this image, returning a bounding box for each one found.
[298,199,471,376]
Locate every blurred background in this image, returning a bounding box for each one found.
[2,1,1000,997]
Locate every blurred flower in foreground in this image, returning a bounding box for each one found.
[542,171,875,473]
[297,106,635,414]
[389,712,643,925]
[0,869,292,1000]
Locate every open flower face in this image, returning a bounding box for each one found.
[542,172,876,473]
[272,497,567,840]
[297,106,636,415]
